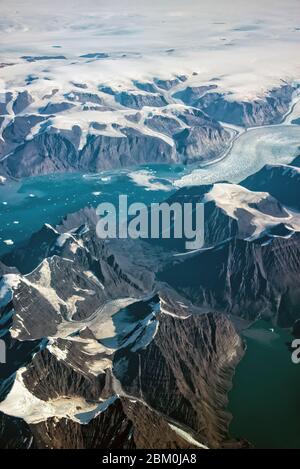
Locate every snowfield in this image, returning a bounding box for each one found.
[0,0,300,102]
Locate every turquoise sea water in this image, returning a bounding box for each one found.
[1,123,300,255]
[229,320,300,449]
[1,121,300,448]
[0,165,184,255]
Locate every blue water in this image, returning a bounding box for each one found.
[0,121,300,447]
[229,320,300,448]
[0,165,184,255]
[1,122,300,255]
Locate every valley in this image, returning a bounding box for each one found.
[1,0,300,451]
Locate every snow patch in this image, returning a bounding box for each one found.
[0,274,20,308]
[75,395,118,424]
[3,239,14,246]
[168,423,209,449]
[128,169,173,192]
[203,182,300,239]
[0,368,102,424]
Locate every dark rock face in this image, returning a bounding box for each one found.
[0,132,79,178]
[159,234,300,327]
[0,210,245,449]
[133,81,157,93]
[143,184,238,252]
[0,293,45,404]
[21,55,66,62]
[39,102,75,114]
[0,258,243,449]
[291,154,300,167]
[248,196,288,218]
[0,125,184,177]
[120,398,202,449]
[98,85,115,95]
[175,84,297,127]
[0,92,13,115]
[292,118,300,125]
[173,85,218,104]
[0,262,18,276]
[2,221,152,298]
[241,164,300,210]
[144,107,231,163]
[292,319,300,338]
[2,227,150,340]
[2,223,61,274]
[0,294,242,449]
[0,412,33,449]
[50,124,82,149]
[23,345,108,402]
[145,115,181,136]
[12,91,34,114]
[1,138,300,449]
[64,92,103,105]
[174,125,230,162]
[10,255,109,336]
[143,180,293,253]
[115,91,168,109]
[80,53,109,59]
[29,396,206,449]
[79,128,178,171]
[30,398,135,449]
[177,107,218,127]
[71,82,88,89]
[1,78,294,179]
[154,77,180,90]
[114,311,243,448]
[3,115,44,144]
[0,115,46,157]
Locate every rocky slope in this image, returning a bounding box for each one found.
[1,224,153,340]
[174,83,299,127]
[1,150,300,449]
[143,177,298,252]
[0,277,243,448]
[113,309,243,448]
[0,213,246,449]
[159,233,300,327]
[29,396,211,449]
[241,159,300,211]
[0,78,297,179]
[149,159,300,328]
[0,78,235,179]
[0,412,33,449]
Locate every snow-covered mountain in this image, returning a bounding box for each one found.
[1,0,300,451]
[0,77,233,178]
[1,0,299,180]
[0,221,244,449]
[1,156,300,448]
[0,79,298,179]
